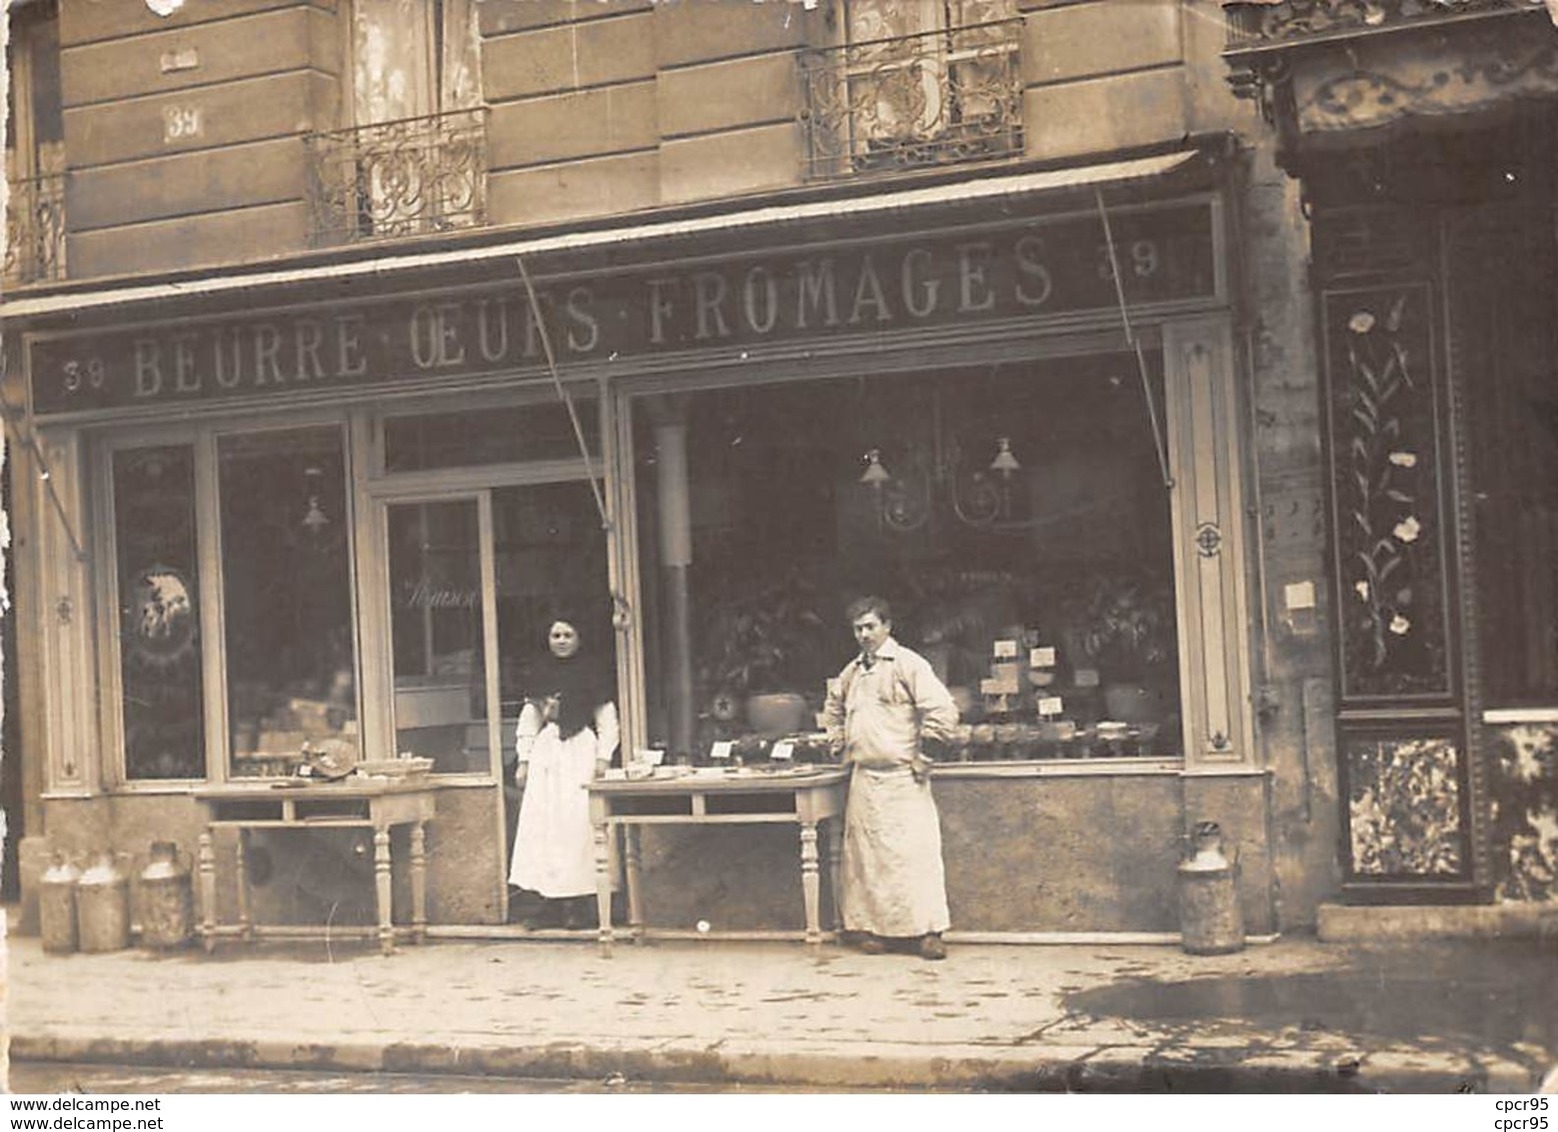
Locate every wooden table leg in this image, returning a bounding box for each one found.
[234,828,252,943]
[824,817,844,932]
[624,824,645,942]
[800,820,822,947]
[197,829,217,953]
[373,828,394,956]
[410,821,428,944]
[593,818,614,956]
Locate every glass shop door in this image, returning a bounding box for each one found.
[385,496,493,776]
[383,480,612,914]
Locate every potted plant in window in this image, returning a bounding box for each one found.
[698,573,832,736]
[1079,572,1178,724]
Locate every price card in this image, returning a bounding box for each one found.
[1030,646,1056,668]
[990,663,1022,694]
[1037,696,1065,717]
[636,748,665,766]
[993,639,1019,659]
[709,740,734,761]
[1074,667,1100,688]
[979,677,1003,696]
[770,740,794,761]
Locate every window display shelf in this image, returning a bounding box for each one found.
[679,722,1177,769]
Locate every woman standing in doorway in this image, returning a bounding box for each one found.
[509,617,619,930]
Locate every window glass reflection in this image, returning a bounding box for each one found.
[220,427,356,777]
[633,357,1181,764]
[388,499,487,773]
[114,445,205,780]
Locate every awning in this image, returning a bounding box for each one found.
[1,150,1209,323]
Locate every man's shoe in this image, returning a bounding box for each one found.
[918,933,947,960]
[855,933,887,954]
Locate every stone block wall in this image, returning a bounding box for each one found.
[629,770,1271,935]
[1234,137,1342,930]
[43,0,1241,279]
[58,1,338,278]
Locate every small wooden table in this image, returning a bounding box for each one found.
[192,779,437,955]
[586,765,849,953]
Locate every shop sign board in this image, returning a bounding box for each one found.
[28,201,1216,416]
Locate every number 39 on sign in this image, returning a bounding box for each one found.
[62,357,106,395]
[163,104,203,143]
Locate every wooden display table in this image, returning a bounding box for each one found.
[586,765,850,953]
[192,779,437,955]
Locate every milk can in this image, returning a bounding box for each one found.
[39,851,81,955]
[1176,821,1245,955]
[75,851,131,953]
[138,841,193,949]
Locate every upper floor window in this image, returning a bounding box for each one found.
[799,0,1023,181]
[5,0,66,285]
[305,0,486,245]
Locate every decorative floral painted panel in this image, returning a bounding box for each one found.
[1489,724,1558,902]
[1346,735,1466,877]
[1325,284,1452,699]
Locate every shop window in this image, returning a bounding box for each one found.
[633,356,1181,765]
[113,446,205,780]
[220,428,357,777]
[798,0,1022,180]
[305,0,486,244]
[382,400,599,472]
[4,0,65,284]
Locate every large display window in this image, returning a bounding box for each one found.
[632,353,1182,764]
[220,427,356,776]
[112,445,205,780]
[104,424,360,783]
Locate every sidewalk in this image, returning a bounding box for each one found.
[7,930,1556,1093]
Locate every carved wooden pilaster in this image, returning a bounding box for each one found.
[1163,316,1256,772]
[38,430,97,795]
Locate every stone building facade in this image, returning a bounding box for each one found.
[2,0,1549,941]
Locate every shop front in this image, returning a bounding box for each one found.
[8,152,1271,937]
[1225,0,1558,912]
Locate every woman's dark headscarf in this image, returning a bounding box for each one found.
[528,618,613,739]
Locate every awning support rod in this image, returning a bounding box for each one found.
[1095,188,1174,491]
[515,255,612,533]
[0,388,87,564]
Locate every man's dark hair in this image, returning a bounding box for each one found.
[846,595,892,624]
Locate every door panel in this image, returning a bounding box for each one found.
[386,498,488,773]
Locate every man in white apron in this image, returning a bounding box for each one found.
[824,596,959,960]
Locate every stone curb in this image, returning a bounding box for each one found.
[11,1032,1539,1093]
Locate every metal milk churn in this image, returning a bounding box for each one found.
[138,840,193,949]
[75,851,132,953]
[1176,821,1245,955]
[40,851,82,955]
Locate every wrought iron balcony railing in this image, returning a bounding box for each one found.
[1224,0,1543,51]
[4,172,67,286]
[305,107,487,246]
[798,17,1023,181]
